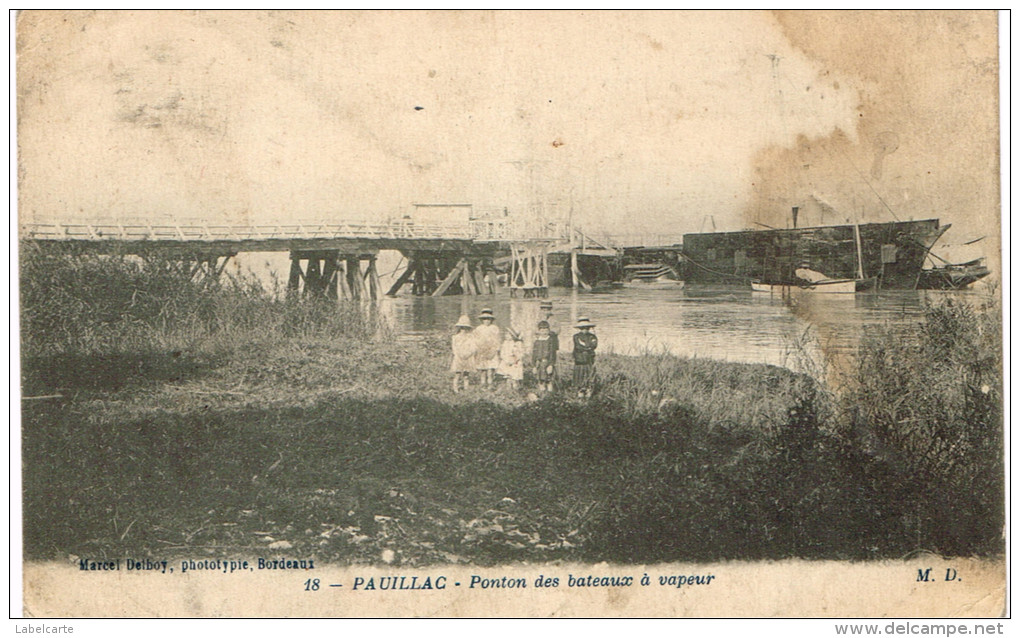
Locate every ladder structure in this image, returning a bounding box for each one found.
[507,242,550,298]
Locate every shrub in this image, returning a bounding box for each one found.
[836,296,1003,555]
[19,244,379,391]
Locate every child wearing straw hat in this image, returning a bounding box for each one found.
[572,317,598,398]
[450,315,476,393]
[496,328,525,391]
[473,308,502,388]
[539,300,558,337]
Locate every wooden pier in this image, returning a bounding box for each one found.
[20,219,621,298]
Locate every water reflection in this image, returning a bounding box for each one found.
[375,285,982,374]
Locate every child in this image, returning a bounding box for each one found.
[496,329,524,391]
[473,308,501,388]
[531,320,558,392]
[450,315,475,393]
[572,317,598,398]
[539,300,558,337]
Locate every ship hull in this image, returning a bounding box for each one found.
[682,219,946,289]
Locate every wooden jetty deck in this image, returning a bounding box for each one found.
[20,219,615,299]
[19,220,517,254]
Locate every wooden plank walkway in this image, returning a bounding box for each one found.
[19,220,568,255]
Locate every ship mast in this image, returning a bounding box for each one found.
[854,223,866,279]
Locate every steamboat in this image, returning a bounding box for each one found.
[681,216,953,290]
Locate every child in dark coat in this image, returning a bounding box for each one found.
[572,317,598,398]
[531,320,558,392]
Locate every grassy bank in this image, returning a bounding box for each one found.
[20,249,1004,564]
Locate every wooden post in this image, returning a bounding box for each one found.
[387,258,416,296]
[356,259,367,299]
[412,260,425,296]
[522,249,532,297]
[460,263,474,295]
[305,258,323,296]
[371,260,382,300]
[472,263,484,294]
[424,259,438,295]
[321,253,339,299]
[214,254,233,279]
[509,245,519,295]
[346,257,363,300]
[480,262,495,294]
[287,255,303,298]
[469,261,483,295]
[338,261,351,299]
[433,258,467,297]
[541,249,549,297]
[354,258,367,299]
[188,259,205,282]
[366,256,382,300]
[571,251,592,291]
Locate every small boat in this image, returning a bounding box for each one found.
[755,278,876,295]
[750,280,772,293]
[916,258,991,290]
[624,276,685,289]
[795,277,877,293]
[786,229,878,293]
[590,279,625,292]
[752,270,877,295]
[794,266,877,293]
[624,275,685,289]
[623,263,685,288]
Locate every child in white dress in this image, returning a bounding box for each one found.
[473,308,501,389]
[450,315,475,393]
[496,329,524,391]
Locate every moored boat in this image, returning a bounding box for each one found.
[752,277,876,295]
[752,231,878,294]
[750,280,772,293]
[623,263,685,288]
[624,276,685,290]
[916,258,991,290]
[795,277,877,293]
[591,279,626,292]
[683,217,949,289]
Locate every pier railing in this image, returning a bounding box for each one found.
[20,219,575,244]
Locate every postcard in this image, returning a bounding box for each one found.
[15,10,1005,620]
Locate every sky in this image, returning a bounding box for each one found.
[17,11,1000,259]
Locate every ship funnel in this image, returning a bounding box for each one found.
[792,206,799,229]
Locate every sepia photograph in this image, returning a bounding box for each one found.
[14,10,1006,620]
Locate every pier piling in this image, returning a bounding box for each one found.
[509,243,549,298]
[288,251,380,300]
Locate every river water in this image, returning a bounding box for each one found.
[376,284,987,374]
[235,252,988,374]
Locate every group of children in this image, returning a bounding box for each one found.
[449,301,598,397]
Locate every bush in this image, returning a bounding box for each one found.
[836,296,1003,555]
[20,244,380,391]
